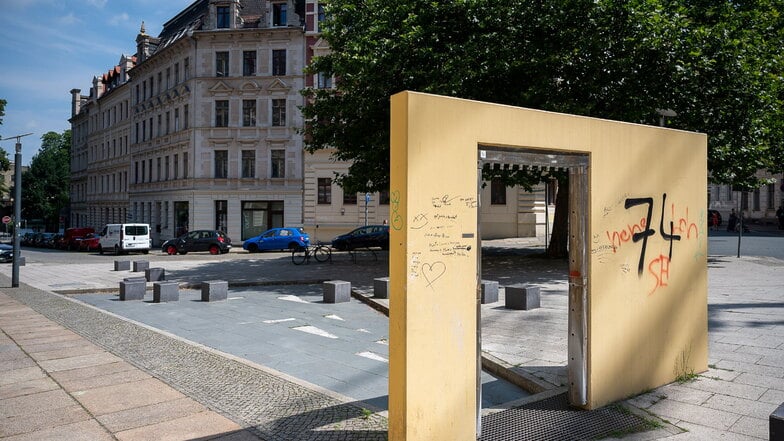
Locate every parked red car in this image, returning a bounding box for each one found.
[77,233,102,251]
[62,227,95,250]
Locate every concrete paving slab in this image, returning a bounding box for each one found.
[114,411,244,441]
[0,356,37,371]
[47,360,138,384]
[71,377,187,416]
[0,404,90,438]
[56,367,152,392]
[27,342,106,362]
[728,415,770,439]
[37,351,124,373]
[703,393,779,420]
[0,376,59,399]
[96,397,208,433]
[0,389,78,419]
[0,418,115,441]
[0,366,46,387]
[648,398,742,432]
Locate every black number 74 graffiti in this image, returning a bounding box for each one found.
[624,194,681,276]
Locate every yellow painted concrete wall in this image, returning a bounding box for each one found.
[389,91,707,440]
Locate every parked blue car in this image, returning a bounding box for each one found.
[242,228,310,253]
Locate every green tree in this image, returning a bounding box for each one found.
[21,130,71,231]
[303,0,784,256]
[0,99,6,125]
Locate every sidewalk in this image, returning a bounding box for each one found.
[1,240,782,439]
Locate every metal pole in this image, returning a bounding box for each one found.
[12,142,22,287]
[736,190,742,258]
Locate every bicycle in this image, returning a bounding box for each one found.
[291,242,332,265]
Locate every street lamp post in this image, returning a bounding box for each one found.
[1,132,33,288]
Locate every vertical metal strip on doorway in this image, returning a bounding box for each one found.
[567,165,588,407]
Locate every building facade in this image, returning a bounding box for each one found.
[70,0,554,246]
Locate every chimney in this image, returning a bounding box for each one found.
[70,89,82,117]
[136,21,151,63]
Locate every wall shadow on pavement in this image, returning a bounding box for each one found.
[708,302,784,331]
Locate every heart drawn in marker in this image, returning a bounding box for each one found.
[421,262,447,288]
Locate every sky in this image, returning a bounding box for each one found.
[0,0,194,164]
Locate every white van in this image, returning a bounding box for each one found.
[99,224,151,255]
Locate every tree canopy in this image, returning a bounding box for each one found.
[21,130,71,231]
[302,0,784,192]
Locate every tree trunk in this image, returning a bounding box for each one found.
[546,175,569,258]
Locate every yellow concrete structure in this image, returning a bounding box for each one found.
[389,91,708,440]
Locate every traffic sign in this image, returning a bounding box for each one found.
[2,216,10,224]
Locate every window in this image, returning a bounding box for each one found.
[242,150,255,178]
[215,200,228,232]
[768,183,775,209]
[317,178,331,204]
[165,111,170,134]
[318,72,332,89]
[215,100,229,127]
[242,99,256,126]
[157,114,162,137]
[343,191,357,205]
[272,50,286,75]
[272,99,286,126]
[157,72,162,95]
[184,104,189,129]
[184,57,189,80]
[216,6,230,28]
[272,2,287,26]
[183,152,189,178]
[166,68,171,89]
[174,108,180,131]
[165,156,170,180]
[156,157,161,181]
[173,154,179,179]
[271,149,285,178]
[216,51,229,77]
[243,51,256,76]
[491,178,507,205]
[215,150,228,178]
[174,62,180,84]
[753,188,761,211]
[318,4,326,23]
[379,190,390,205]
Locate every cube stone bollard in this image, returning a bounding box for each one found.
[772,402,784,441]
[123,276,147,282]
[373,277,390,299]
[114,260,130,271]
[505,285,540,310]
[323,280,351,303]
[201,280,228,302]
[153,281,179,303]
[481,280,499,304]
[133,260,150,272]
[145,267,165,282]
[119,280,146,301]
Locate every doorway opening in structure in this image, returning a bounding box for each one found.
[477,146,589,411]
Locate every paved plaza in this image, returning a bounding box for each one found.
[0,232,782,439]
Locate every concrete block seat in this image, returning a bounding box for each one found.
[133,260,150,272]
[373,277,390,299]
[114,260,131,271]
[145,267,165,282]
[480,280,499,304]
[201,280,228,302]
[324,280,351,303]
[119,279,146,301]
[153,281,179,303]
[504,285,540,310]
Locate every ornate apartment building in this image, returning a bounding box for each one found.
[70,0,555,246]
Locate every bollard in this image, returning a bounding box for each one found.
[324,280,351,303]
[505,285,540,310]
[201,280,228,302]
[480,280,499,304]
[153,281,179,302]
[114,260,131,271]
[373,277,390,299]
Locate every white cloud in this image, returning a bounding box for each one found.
[58,13,81,25]
[85,0,107,8]
[108,12,131,27]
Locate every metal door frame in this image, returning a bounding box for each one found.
[477,146,590,411]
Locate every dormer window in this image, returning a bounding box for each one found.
[272,2,287,26]
[216,6,230,28]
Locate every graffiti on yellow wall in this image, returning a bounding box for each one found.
[596,193,702,295]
